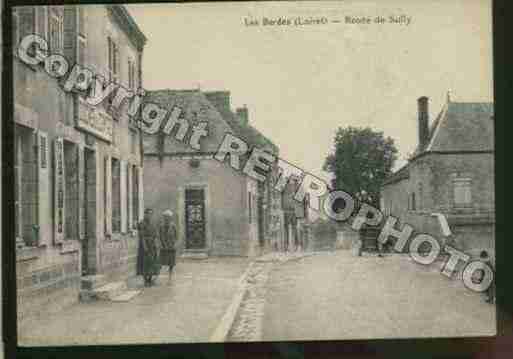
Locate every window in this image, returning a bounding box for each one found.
[418,183,423,210]
[132,165,139,226]
[111,158,121,232]
[12,9,19,50]
[248,192,252,223]
[49,7,63,54]
[77,7,87,65]
[453,177,472,207]
[64,141,79,240]
[15,126,39,247]
[126,163,130,231]
[128,59,135,90]
[409,192,416,211]
[107,36,119,83]
[130,130,137,154]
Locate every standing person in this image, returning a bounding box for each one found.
[136,208,162,287]
[159,210,177,281]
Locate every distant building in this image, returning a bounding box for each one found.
[142,90,281,257]
[381,96,494,258]
[14,5,146,321]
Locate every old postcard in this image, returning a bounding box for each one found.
[11,0,494,346]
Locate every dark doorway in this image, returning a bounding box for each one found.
[82,148,96,275]
[185,188,206,249]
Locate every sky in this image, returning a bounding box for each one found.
[126,0,493,182]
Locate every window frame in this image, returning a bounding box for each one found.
[452,176,473,208]
[111,156,122,233]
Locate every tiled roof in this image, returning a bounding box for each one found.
[382,163,410,185]
[383,100,493,187]
[425,102,494,152]
[142,89,233,153]
[222,111,279,155]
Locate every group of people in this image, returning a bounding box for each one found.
[136,208,178,287]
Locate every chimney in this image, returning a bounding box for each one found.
[236,105,249,125]
[204,91,231,118]
[417,96,429,150]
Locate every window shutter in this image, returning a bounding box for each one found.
[104,155,112,235]
[13,10,19,50]
[63,6,77,62]
[127,162,132,231]
[19,7,35,40]
[36,131,50,246]
[78,144,85,240]
[36,6,47,40]
[138,166,144,222]
[78,6,86,36]
[120,160,127,233]
[77,36,86,66]
[54,137,66,244]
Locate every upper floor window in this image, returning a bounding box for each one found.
[453,177,472,208]
[408,192,416,211]
[13,7,47,56]
[107,36,119,83]
[49,7,64,54]
[128,59,136,90]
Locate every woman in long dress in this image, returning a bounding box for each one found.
[137,208,162,287]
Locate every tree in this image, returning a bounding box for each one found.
[323,126,398,207]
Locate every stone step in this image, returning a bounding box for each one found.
[110,290,142,302]
[181,252,208,260]
[80,274,107,291]
[79,281,127,302]
[94,281,127,300]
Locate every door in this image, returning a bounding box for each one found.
[82,148,96,275]
[185,188,206,249]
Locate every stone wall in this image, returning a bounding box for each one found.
[381,152,495,255]
[143,156,256,256]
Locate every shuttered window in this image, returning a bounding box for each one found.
[49,7,63,54]
[126,162,132,231]
[36,6,48,43]
[64,141,79,240]
[120,160,127,233]
[78,6,86,36]
[14,127,40,247]
[111,158,121,233]
[248,192,252,223]
[54,137,66,244]
[18,7,36,57]
[104,155,112,235]
[132,165,139,227]
[12,9,19,50]
[37,131,50,246]
[107,37,119,83]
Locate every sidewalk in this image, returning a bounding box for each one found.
[18,257,250,346]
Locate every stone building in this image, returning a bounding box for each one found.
[380,96,494,258]
[142,90,281,257]
[13,5,146,321]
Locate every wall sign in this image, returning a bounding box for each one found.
[76,99,113,142]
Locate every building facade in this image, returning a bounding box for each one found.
[13,5,146,321]
[381,96,494,259]
[142,90,280,257]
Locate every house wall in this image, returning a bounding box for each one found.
[143,155,258,256]
[381,152,495,257]
[14,5,144,323]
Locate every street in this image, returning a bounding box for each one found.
[261,251,496,341]
[18,250,495,346]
